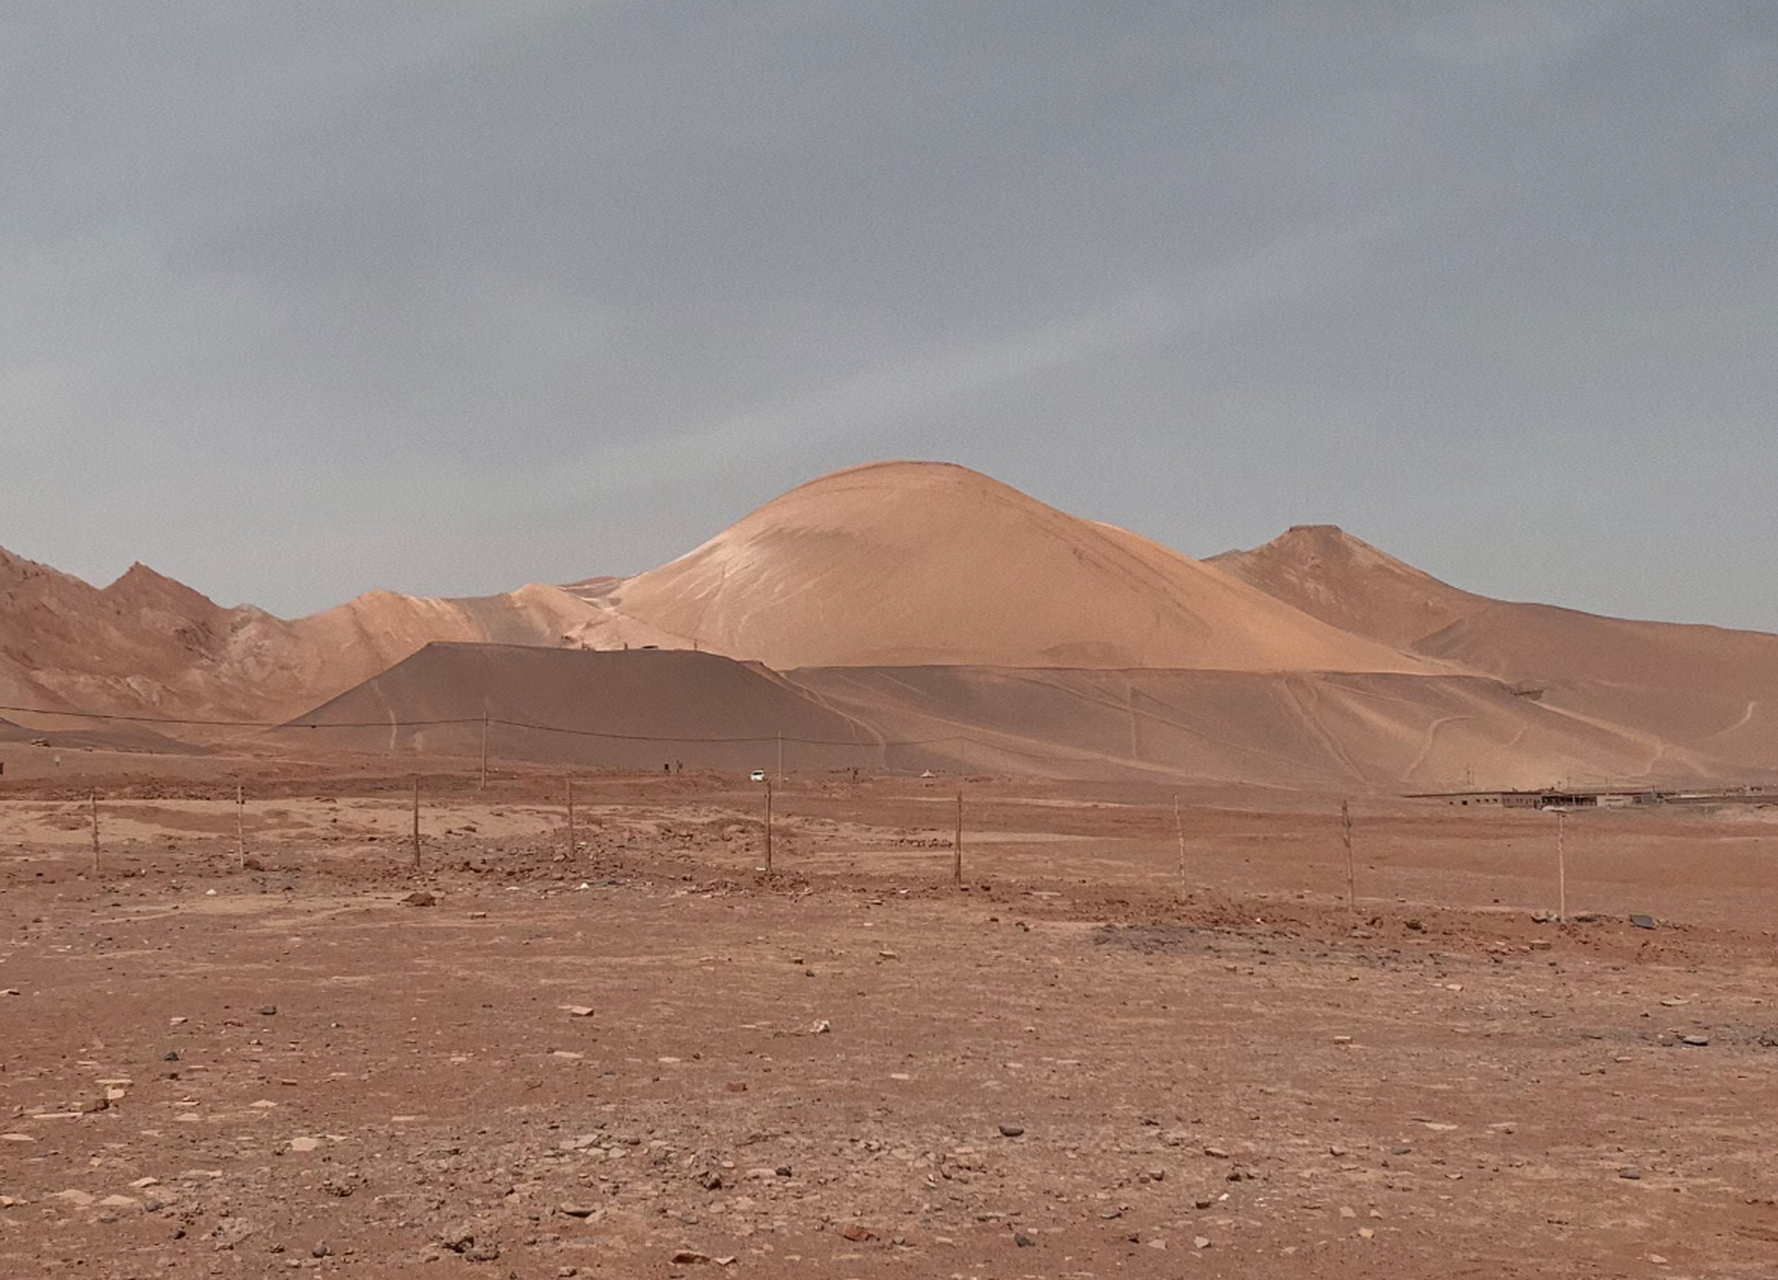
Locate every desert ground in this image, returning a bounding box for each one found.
[4,748,1777,1279]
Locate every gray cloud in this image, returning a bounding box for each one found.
[2,1,1774,629]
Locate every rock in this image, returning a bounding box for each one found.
[78,1096,109,1114]
[1145,1167,1165,1181]
[998,1123,1025,1138]
[700,1171,724,1191]
[259,1006,277,1017]
[1619,1167,1643,1180]
[839,1223,877,1242]
[1013,1232,1035,1247]
[1681,1035,1710,1047]
[562,1005,595,1018]
[810,1019,831,1034]
[558,1204,597,1219]
[311,1242,331,1258]
[671,1250,712,1264]
[401,891,436,908]
[1194,1235,1212,1249]
[1203,1146,1230,1159]
[53,1189,96,1208]
[289,1137,321,1153]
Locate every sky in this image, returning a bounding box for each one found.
[4,1,1776,628]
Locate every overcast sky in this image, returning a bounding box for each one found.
[5,1,1775,628]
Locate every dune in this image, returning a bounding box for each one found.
[568,461,1437,674]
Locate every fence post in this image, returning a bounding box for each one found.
[764,779,774,874]
[411,776,421,870]
[1342,799,1356,918]
[237,782,246,871]
[566,776,576,860]
[1174,792,1185,900]
[1557,809,1567,922]
[953,790,963,886]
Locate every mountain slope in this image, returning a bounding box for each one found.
[568,462,1438,674]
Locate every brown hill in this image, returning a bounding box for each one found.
[567,462,1437,674]
[283,642,876,773]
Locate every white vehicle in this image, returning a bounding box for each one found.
[750,769,767,782]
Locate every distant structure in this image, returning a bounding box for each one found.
[1412,787,1778,810]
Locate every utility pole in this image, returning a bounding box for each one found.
[237,782,246,871]
[566,776,576,860]
[777,732,784,784]
[411,776,421,870]
[479,710,489,792]
[764,778,774,874]
[90,790,100,876]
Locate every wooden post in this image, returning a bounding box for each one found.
[763,779,774,873]
[566,776,576,860]
[411,775,421,870]
[953,790,963,886]
[479,711,489,792]
[1556,809,1567,922]
[777,732,784,784]
[1174,792,1186,900]
[90,790,99,875]
[236,782,246,871]
[1342,799,1356,918]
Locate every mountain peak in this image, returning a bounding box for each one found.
[1211,526,1483,648]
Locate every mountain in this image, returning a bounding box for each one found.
[1212,525,1778,775]
[0,546,602,724]
[565,461,1437,674]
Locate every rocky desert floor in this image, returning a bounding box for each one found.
[3,752,1778,1278]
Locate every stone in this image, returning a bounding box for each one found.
[1194,1235,1212,1249]
[558,1204,597,1219]
[1619,1167,1643,1180]
[998,1123,1025,1138]
[289,1137,321,1153]
[54,1189,96,1208]
[401,891,436,907]
[259,1006,277,1016]
[671,1250,712,1264]
[1681,1035,1710,1047]
[1013,1232,1035,1247]
[562,1005,595,1018]
[839,1223,877,1242]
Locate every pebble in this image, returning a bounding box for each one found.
[1680,1035,1710,1047]
[1619,1167,1643,1180]
[999,1123,1025,1138]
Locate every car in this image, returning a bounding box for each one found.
[750,769,767,782]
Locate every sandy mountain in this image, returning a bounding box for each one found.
[567,461,1438,674]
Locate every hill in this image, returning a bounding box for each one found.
[566,462,1436,673]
